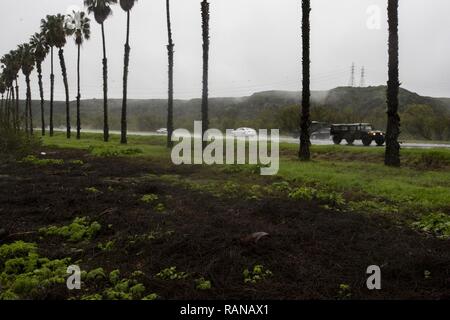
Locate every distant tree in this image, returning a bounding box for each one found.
[119,0,138,144]
[299,0,311,161]
[0,77,5,120]
[201,0,210,149]
[18,44,35,135]
[41,15,67,137]
[166,0,175,148]
[30,33,50,136]
[66,11,91,139]
[385,0,401,166]
[84,0,118,142]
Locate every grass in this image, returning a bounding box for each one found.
[41,132,450,215]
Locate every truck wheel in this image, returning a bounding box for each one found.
[362,137,372,146]
[375,136,385,146]
[346,138,355,145]
[333,136,342,145]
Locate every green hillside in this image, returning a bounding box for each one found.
[25,86,450,140]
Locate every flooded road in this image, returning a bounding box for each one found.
[56,128,450,149]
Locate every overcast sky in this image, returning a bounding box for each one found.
[1,0,450,100]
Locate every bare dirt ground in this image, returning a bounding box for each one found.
[0,148,449,299]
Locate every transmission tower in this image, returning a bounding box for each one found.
[360,66,366,87]
[348,62,355,87]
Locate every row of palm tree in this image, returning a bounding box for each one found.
[0,0,139,143]
[1,0,399,166]
[299,0,401,166]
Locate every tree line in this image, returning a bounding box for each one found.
[0,0,402,166]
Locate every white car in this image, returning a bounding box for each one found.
[232,127,257,137]
[156,128,168,134]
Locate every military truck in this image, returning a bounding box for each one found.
[330,123,386,146]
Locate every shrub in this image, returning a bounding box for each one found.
[156,267,189,280]
[413,213,450,239]
[243,265,273,284]
[0,241,70,300]
[39,217,101,242]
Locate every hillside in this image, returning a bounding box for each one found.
[25,86,450,140]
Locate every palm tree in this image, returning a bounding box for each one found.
[66,11,91,140]
[2,51,21,129]
[30,33,50,136]
[201,0,210,150]
[119,0,138,145]
[55,14,72,139]
[18,44,35,135]
[41,15,67,137]
[84,0,118,142]
[385,0,400,166]
[299,0,311,161]
[166,0,174,148]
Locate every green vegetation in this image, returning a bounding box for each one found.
[289,186,346,207]
[195,277,212,290]
[337,284,352,299]
[156,267,189,281]
[0,241,70,300]
[20,155,64,166]
[413,213,450,239]
[82,268,157,300]
[97,240,115,252]
[39,217,101,242]
[141,194,159,203]
[243,265,273,284]
[85,187,101,194]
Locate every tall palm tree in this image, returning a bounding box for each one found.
[299,0,311,161]
[66,11,91,140]
[18,44,35,135]
[55,14,72,139]
[119,0,138,145]
[41,15,67,137]
[84,0,118,142]
[30,32,50,136]
[385,0,400,166]
[166,0,174,148]
[201,0,210,150]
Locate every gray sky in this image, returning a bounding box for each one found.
[2,0,450,100]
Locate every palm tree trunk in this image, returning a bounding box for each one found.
[10,86,15,127]
[0,94,3,119]
[77,44,81,139]
[299,0,311,161]
[50,47,55,137]
[26,74,33,135]
[201,0,210,150]
[15,79,19,130]
[101,23,109,142]
[385,0,400,167]
[37,61,45,136]
[59,48,71,139]
[24,80,29,134]
[121,11,131,145]
[166,0,175,148]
